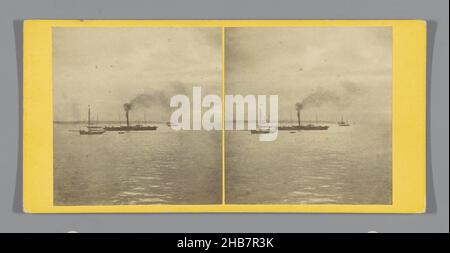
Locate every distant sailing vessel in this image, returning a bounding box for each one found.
[337,116,351,126]
[251,105,277,134]
[80,126,106,135]
[79,105,105,135]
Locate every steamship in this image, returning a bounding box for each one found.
[104,110,157,131]
[104,125,158,131]
[278,109,329,131]
[79,106,106,135]
[278,124,329,131]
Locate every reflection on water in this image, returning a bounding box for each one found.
[54,123,222,205]
[226,123,392,204]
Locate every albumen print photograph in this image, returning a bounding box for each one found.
[225,27,392,204]
[53,27,222,205]
[52,26,392,206]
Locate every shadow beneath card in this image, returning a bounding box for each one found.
[13,19,23,213]
[425,20,437,213]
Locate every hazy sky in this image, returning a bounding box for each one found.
[225,27,392,123]
[53,27,391,124]
[53,27,221,122]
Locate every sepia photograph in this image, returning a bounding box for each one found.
[225,27,392,204]
[52,27,223,205]
[52,25,393,206]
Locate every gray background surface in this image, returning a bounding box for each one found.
[0,0,448,233]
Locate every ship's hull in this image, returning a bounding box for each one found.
[104,126,158,131]
[278,125,329,131]
[79,130,105,135]
[250,129,271,134]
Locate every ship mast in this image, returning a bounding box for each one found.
[88,105,91,127]
[290,108,292,123]
[126,110,130,127]
[258,104,262,127]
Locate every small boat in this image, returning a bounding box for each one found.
[79,106,105,135]
[118,131,125,134]
[166,121,178,127]
[250,128,272,134]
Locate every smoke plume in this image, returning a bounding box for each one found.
[295,102,303,112]
[296,81,362,111]
[123,82,189,112]
[123,103,132,112]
